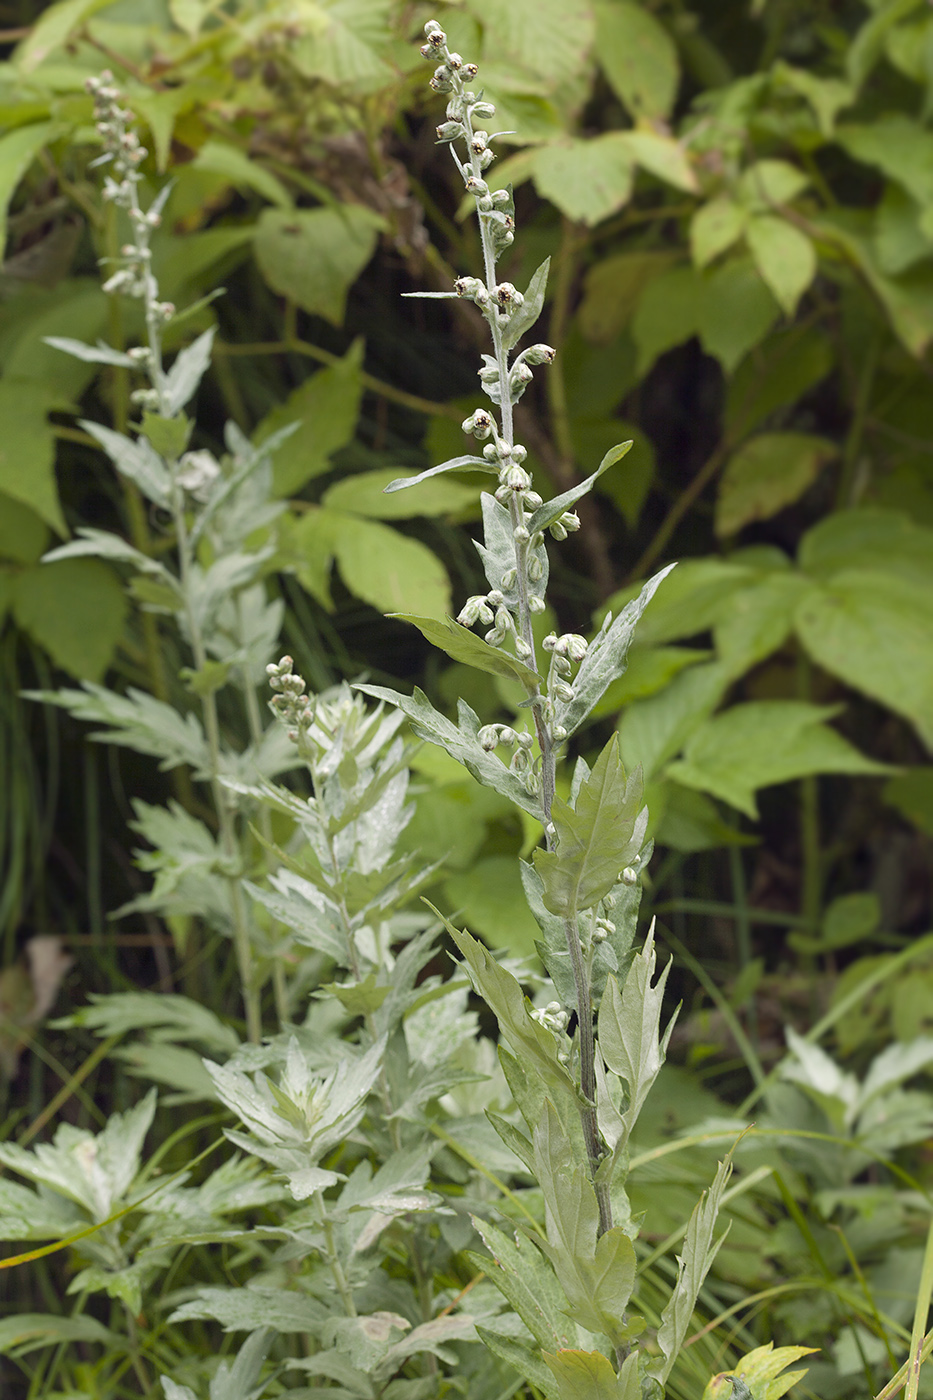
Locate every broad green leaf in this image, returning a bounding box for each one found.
[745,215,816,316]
[544,1349,641,1400]
[701,1344,816,1400]
[607,559,747,648]
[291,0,396,90]
[737,160,809,208]
[0,382,63,534]
[595,0,679,120]
[254,205,384,325]
[579,250,679,344]
[0,495,48,565]
[475,1325,560,1399]
[13,559,127,681]
[716,432,836,537]
[667,701,893,818]
[169,1286,327,1332]
[621,130,698,194]
[876,183,933,275]
[0,121,60,263]
[44,528,178,589]
[712,572,814,678]
[884,767,933,837]
[470,1217,571,1351]
[132,89,193,174]
[534,735,647,916]
[356,684,543,820]
[0,1313,118,1356]
[169,0,212,35]
[847,0,928,87]
[7,282,110,399]
[590,645,710,719]
[322,468,475,519]
[837,116,933,207]
[465,0,595,86]
[775,65,854,137]
[698,257,781,373]
[557,563,674,737]
[193,139,292,209]
[797,507,933,585]
[725,324,834,436]
[503,257,551,352]
[691,198,747,269]
[334,516,453,618]
[256,340,364,496]
[795,570,933,749]
[631,264,701,379]
[16,0,114,70]
[443,855,540,958]
[527,441,632,537]
[531,135,634,226]
[791,891,881,956]
[649,1155,734,1386]
[393,613,539,687]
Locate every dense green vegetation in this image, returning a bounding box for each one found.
[2,0,933,1397]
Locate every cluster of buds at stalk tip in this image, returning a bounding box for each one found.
[541,633,589,738]
[267,656,315,743]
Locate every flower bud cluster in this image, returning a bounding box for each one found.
[176,450,221,502]
[477,723,532,753]
[267,656,316,743]
[532,1000,569,1032]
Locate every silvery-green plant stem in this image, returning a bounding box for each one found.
[315,1192,356,1318]
[242,675,290,1029]
[445,53,607,1230]
[171,493,261,1043]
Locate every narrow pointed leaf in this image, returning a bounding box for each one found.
[384,456,495,493]
[502,257,551,351]
[598,923,675,1148]
[390,613,540,688]
[527,441,632,537]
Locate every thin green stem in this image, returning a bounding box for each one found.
[316,1193,357,1317]
[905,1215,933,1400]
[242,666,289,1030]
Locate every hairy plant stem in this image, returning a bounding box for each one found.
[172,493,261,1042]
[242,668,289,1029]
[316,1191,357,1317]
[453,64,608,1233]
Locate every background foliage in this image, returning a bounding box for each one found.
[3,0,933,1396]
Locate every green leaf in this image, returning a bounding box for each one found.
[140,412,193,462]
[393,613,539,687]
[579,250,679,344]
[355,684,543,820]
[847,0,927,87]
[322,468,475,519]
[790,892,881,956]
[444,855,541,958]
[0,382,63,535]
[0,122,60,256]
[712,571,813,678]
[667,701,893,819]
[475,1325,560,1400]
[476,489,549,611]
[465,0,595,86]
[169,1287,327,1333]
[384,456,495,494]
[725,325,834,437]
[470,1218,572,1351]
[837,116,933,207]
[193,139,292,209]
[531,135,634,227]
[737,160,810,208]
[527,442,631,538]
[26,684,208,773]
[13,559,127,682]
[595,0,679,120]
[557,564,676,737]
[503,257,551,352]
[16,0,115,70]
[618,662,731,782]
[884,767,933,837]
[701,1344,816,1400]
[621,130,698,193]
[290,0,396,90]
[797,508,933,584]
[598,926,674,1150]
[698,257,781,374]
[254,206,384,325]
[0,494,48,565]
[532,1101,639,1344]
[649,1155,734,1386]
[794,570,933,749]
[163,327,216,417]
[544,1349,641,1400]
[0,1313,118,1356]
[745,215,816,316]
[632,265,700,378]
[716,433,836,537]
[81,423,172,510]
[255,341,364,496]
[42,337,135,368]
[56,990,238,1052]
[335,518,452,619]
[691,198,747,269]
[534,735,647,916]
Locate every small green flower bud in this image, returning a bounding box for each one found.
[437,121,464,141]
[490,188,511,205]
[430,73,453,92]
[622,867,638,886]
[563,634,588,663]
[458,594,494,627]
[488,590,505,606]
[552,724,568,741]
[525,490,543,509]
[515,636,533,659]
[446,51,464,68]
[478,148,495,170]
[483,443,499,461]
[509,362,533,392]
[593,927,608,944]
[513,525,530,542]
[528,595,546,613]
[477,195,494,211]
[553,680,575,702]
[471,130,488,151]
[424,20,446,42]
[446,98,463,121]
[495,282,522,308]
[510,444,527,463]
[500,568,517,589]
[525,343,557,365]
[561,511,581,532]
[420,42,434,59]
[506,465,531,491]
[597,917,616,934]
[494,483,511,503]
[462,62,479,79]
[478,725,500,751]
[549,521,568,541]
[471,101,496,119]
[528,554,544,581]
[478,363,500,383]
[465,175,489,196]
[499,726,517,746]
[462,408,493,439]
[542,633,559,652]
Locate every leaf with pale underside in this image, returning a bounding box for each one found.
[502,257,551,350]
[534,735,647,916]
[391,613,540,688]
[598,924,675,1150]
[526,442,632,537]
[384,456,496,493]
